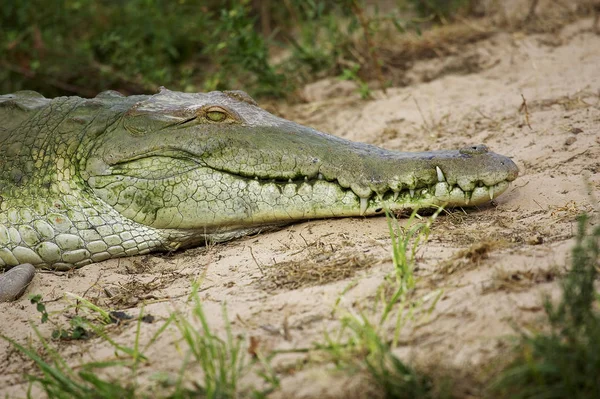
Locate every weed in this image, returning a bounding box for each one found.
[407,0,473,22]
[27,293,100,340]
[0,312,150,398]
[492,213,600,398]
[330,311,436,399]
[164,282,278,397]
[29,294,49,323]
[171,285,248,397]
[339,65,372,99]
[322,209,444,398]
[4,283,279,398]
[382,207,443,343]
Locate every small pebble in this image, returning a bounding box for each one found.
[570,127,583,134]
[565,136,577,146]
[0,264,36,302]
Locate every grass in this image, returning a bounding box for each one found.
[381,208,442,323]
[1,284,278,398]
[323,311,437,399]
[492,213,600,398]
[321,208,600,398]
[1,310,148,398]
[322,208,446,398]
[169,283,279,398]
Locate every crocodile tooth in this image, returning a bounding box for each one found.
[436,166,446,183]
[393,190,399,201]
[318,173,324,180]
[304,176,308,181]
[465,192,471,205]
[489,185,494,200]
[409,189,415,198]
[360,197,368,216]
[288,178,293,183]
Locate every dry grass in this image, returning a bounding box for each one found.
[261,252,381,290]
[102,273,185,307]
[437,239,508,275]
[482,266,560,294]
[379,22,494,68]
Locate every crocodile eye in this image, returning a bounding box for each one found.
[206,109,227,122]
[199,105,241,124]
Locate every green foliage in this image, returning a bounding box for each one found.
[280,1,359,80]
[382,208,443,346]
[0,0,282,97]
[2,0,199,96]
[30,294,49,323]
[30,293,91,339]
[1,315,146,398]
[171,287,248,398]
[28,292,120,341]
[323,210,445,398]
[407,0,473,22]
[1,1,471,99]
[4,285,278,398]
[492,214,600,398]
[202,1,286,97]
[339,65,372,99]
[171,283,279,398]
[326,312,436,399]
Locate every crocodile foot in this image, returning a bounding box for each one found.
[0,264,35,302]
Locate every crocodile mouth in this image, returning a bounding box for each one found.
[222,169,513,213]
[101,150,514,214]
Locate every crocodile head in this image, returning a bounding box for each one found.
[83,88,518,237]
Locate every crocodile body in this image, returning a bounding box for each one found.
[0,88,518,299]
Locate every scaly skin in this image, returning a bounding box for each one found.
[0,88,518,300]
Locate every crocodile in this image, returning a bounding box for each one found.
[0,88,518,301]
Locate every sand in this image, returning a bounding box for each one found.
[1,10,599,399]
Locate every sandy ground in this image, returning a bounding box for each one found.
[1,12,600,399]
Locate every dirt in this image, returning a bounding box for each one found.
[1,9,599,399]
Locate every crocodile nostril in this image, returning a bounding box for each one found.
[460,144,489,155]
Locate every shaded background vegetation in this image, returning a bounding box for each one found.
[0,0,474,99]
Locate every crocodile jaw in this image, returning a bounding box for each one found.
[86,148,517,232]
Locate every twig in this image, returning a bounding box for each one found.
[248,246,264,275]
[412,96,432,134]
[519,94,533,130]
[533,199,545,211]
